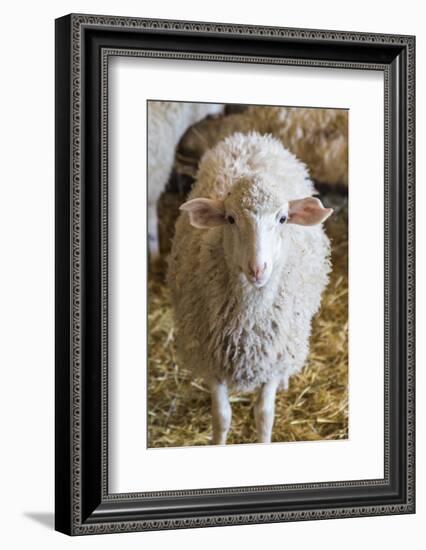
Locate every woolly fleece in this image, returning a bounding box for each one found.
[168,132,332,392]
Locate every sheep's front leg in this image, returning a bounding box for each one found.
[148,202,160,260]
[254,378,280,443]
[210,379,232,445]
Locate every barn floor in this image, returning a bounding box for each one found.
[147,189,348,448]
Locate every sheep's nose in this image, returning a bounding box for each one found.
[248,262,267,281]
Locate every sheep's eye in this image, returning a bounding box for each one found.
[279,215,287,224]
[227,215,235,224]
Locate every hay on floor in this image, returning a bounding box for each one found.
[147,191,348,448]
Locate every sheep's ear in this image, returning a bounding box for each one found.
[287,197,333,226]
[179,198,226,229]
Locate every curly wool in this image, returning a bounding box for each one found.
[179,106,348,186]
[168,132,332,393]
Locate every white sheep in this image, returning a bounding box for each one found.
[167,132,333,444]
[148,101,223,258]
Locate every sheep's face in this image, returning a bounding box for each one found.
[180,182,332,288]
[222,206,288,288]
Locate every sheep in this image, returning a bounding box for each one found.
[179,106,348,188]
[147,101,224,259]
[167,132,333,444]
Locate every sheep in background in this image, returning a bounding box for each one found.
[168,132,333,444]
[148,101,224,259]
[178,106,348,188]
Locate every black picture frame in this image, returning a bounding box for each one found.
[55,13,415,536]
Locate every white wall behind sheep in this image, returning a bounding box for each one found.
[0,1,423,549]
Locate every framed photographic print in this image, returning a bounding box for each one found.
[55,13,415,535]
